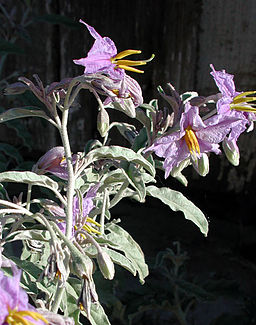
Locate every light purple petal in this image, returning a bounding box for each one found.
[163,140,189,178]
[197,114,242,143]
[210,64,236,98]
[73,20,123,78]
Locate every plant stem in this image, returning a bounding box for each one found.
[51,83,76,313]
[100,189,108,234]
[50,284,65,314]
[26,183,32,211]
[59,108,75,240]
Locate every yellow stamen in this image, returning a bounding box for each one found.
[6,306,48,325]
[110,50,154,74]
[79,302,84,311]
[83,223,101,235]
[116,65,145,73]
[55,269,62,280]
[114,59,147,66]
[113,49,141,60]
[111,89,120,96]
[87,217,101,227]
[184,126,200,155]
[230,91,256,112]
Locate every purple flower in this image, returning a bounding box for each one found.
[144,103,241,178]
[0,265,47,325]
[103,74,143,118]
[73,19,154,80]
[33,147,79,180]
[210,64,256,160]
[56,184,101,236]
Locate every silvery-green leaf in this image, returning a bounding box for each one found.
[103,247,137,276]
[0,171,58,191]
[132,127,148,152]
[104,223,148,284]
[146,185,208,236]
[108,98,136,118]
[122,162,146,202]
[113,122,137,144]
[84,244,136,276]
[101,170,126,185]
[135,107,151,130]
[0,107,55,124]
[170,158,190,186]
[85,302,111,325]
[181,91,199,103]
[83,146,155,177]
[5,229,48,242]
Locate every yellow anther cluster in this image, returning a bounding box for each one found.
[230,91,256,112]
[184,126,200,155]
[6,306,48,325]
[111,49,154,73]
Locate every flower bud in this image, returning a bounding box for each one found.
[97,107,109,137]
[222,138,239,166]
[97,250,115,280]
[70,253,94,281]
[33,146,66,175]
[193,153,209,177]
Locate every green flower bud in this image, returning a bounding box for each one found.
[196,153,209,177]
[97,250,115,280]
[222,138,239,166]
[70,253,94,281]
[97,107,109,137]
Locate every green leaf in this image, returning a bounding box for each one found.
[146,185,208,236]
[121,162,146,202]
[0,171,58,191]
[84,146,155,177]
[0,107,54,124]
[84,244,137,276]
[132,127,148,152]
[104,248,137,276]
[104,223,148,284]
[9,256,42,281]
[0,39,24,55]
[86,302,111,325]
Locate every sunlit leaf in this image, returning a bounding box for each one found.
[146,185,208,236]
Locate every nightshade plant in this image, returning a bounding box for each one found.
[0,19,255,325]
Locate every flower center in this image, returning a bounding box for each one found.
[230,91,256,112]
[6,306,48,325]
[110,49,154,73]
[184,126,200,156]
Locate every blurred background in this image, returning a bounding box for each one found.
[0,1,256,324]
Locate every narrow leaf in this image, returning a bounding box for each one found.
[146,185,208,236]
[0,108,54,124]
[0,171,58,191]
[104,223,148,284]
